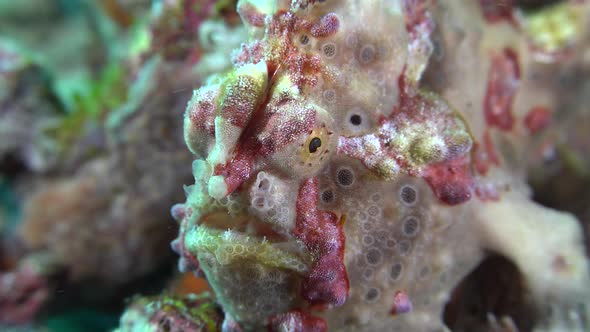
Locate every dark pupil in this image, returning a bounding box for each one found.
[309,137,322,153]
[350,114,362,125]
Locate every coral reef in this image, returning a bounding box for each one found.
[162,0,590,331]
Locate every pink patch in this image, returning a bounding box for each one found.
[268,310,327,332]
[390,291,413,316]
[524,106,551,135]
[259,106,316,156]
[310,13,340,38]
[221,101,256,129]
[423,157,474,205]
[188,97,216,135]
[294,178,349,307]
[214,143,257,196]
[484,49,520,131]
[475,183,500,202]
[232,41,266,66]
[170,203,186,222]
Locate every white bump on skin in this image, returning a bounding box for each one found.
[208,175,228,200]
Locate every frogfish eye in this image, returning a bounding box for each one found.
[309,137,322,153]
[297,124,333,171]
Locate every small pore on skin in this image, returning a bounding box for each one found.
[358,44,377,64]
[336,167,355,187]
[399,184,418,206]
[390,261,403,282]
[322,43,337,58]
[321,189,335,203]
[401,215,420,237]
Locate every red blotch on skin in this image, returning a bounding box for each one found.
[172,205,202,276]
[273,47,323,89]
[232,40,266,66]
[524,106,551,135]
[310,13,340,38]
[423,157,474,205]
[390,291,413,316]
[392,72,435,122]
[214,143,256,196]
[474,183,500,202]
[188,98,216,135]
[479,0,517,25]
[221,101,256,128]
[484,48,520,131]
[171,232,202,276]
[268,309,327,332]
[259,106,316,156]
[170,203,186,222]
[294,178,349,307]
[241,10,323,89]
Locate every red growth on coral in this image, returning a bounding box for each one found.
[293,178,349,307]
[484,48,520,131]
[423,156,474,205]
[479,0,517,25]
[524,106,552,135]
[268,309,327,332]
